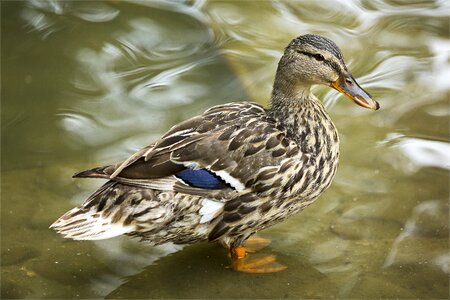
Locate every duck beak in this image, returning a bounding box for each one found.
[330,74,379,110]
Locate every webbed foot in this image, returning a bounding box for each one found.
[243,236,272,253]
[230,246,287,273]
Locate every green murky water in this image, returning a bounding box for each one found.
[2,0,449,298]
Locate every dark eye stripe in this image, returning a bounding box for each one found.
[297,50,324,62]
[296,50,341,73]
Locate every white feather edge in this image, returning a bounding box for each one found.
[173,160,246,191]
[199,198,224,224]
[114,176,180,191]
[176,161,246,191]
[50,208,135,240]
[213,170,246,191]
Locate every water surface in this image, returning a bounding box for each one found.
[1,0,449,298]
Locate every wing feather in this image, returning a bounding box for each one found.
[74,102,303,207]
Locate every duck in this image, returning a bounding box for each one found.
[51,34,379,273]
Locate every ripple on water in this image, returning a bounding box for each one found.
[21,1,120,39]
[384,200,449,271]
[57,4,219,157]
[381,133,450,174]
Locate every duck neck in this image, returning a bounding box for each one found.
[268,77,315,143]
[268,77,339,157]
[268,76,340,199]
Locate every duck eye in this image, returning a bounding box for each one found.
[295,50,325,62]
[313,54,325,61]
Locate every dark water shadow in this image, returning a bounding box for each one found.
[106,243,339,299]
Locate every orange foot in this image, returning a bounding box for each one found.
[230,246,287,273]
[243,236,272,253]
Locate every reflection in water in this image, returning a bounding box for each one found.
[428,38,450,91]
[2,0,449,298]
[395,137,450,171]
[384,200,449,272]
[91,239,184,296]
[21,1,120,39]
[382,133,450,174]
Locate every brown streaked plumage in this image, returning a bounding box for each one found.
[51,34,379,273]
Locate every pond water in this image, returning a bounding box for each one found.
[1,0,449,298]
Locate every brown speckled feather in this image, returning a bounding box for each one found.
[64,100,338,246]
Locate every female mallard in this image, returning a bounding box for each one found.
[51,34,379,273]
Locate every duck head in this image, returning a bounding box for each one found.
[275,34,379,110]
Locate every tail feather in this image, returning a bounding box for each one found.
[50,181,135,240]
[50,207,135,240]
[72,165,116,179]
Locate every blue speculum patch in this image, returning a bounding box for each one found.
[175,168,226,189]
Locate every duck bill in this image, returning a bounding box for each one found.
[330,75,379,110]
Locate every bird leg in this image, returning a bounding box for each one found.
[229,238,287,273]
[243,236,272,253]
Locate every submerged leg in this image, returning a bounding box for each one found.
[230,245,287,273]
[243,236,272,253]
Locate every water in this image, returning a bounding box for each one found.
[1,0,449,298]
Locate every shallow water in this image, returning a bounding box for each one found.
[1,0,449,298]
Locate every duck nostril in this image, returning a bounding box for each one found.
[345,78,353,85]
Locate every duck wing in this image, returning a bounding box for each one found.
[74,102,301,198]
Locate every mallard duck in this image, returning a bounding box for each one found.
[51,34,379,273]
